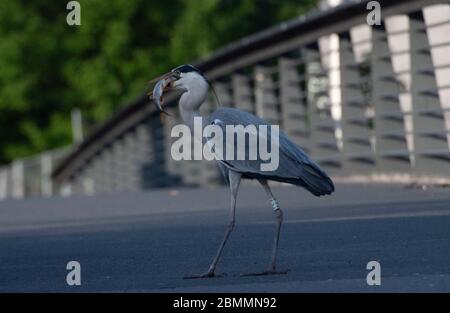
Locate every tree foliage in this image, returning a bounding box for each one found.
[0,0,317,163]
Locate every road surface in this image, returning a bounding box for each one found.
[0,183,449,292]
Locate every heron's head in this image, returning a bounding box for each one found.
[151,64,209,114]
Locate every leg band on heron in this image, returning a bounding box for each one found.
[270,198,281,211]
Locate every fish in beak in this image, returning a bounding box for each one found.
[148,71,180,116]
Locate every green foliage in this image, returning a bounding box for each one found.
[171,0,317,63]
[0,0,317,163]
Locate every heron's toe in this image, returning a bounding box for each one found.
[183,271,223,279]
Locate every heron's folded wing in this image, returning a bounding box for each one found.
[206,107,334,195]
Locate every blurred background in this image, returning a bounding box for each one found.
[0,0,317,164]
[0,0,319,197]
[1,0,450,199]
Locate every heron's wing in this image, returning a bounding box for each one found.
[206,107,334,196]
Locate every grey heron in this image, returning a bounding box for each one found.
[151,64,335,278]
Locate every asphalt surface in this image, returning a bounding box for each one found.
[0,182,450,292]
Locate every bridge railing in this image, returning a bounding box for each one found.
[51,0,450,196]
[0,147,70,199]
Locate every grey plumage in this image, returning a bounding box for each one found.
[206,107,334,196]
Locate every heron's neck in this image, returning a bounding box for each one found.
[178,90,205,129]
[180,106,202,130]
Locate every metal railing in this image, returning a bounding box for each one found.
[0,147,70,199]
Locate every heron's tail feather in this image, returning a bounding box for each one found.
[299,163,335,196]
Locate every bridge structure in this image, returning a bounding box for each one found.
[3,0,450,198]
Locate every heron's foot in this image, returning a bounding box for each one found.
[240,269,289,277]
[183,270,223,279]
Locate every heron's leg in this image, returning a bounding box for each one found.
[184,171,241,279]
[208,171,241,272]
[241,180,288,276]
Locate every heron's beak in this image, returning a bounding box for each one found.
[148,71,178,84]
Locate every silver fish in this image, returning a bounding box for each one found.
[152,76,177,116]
